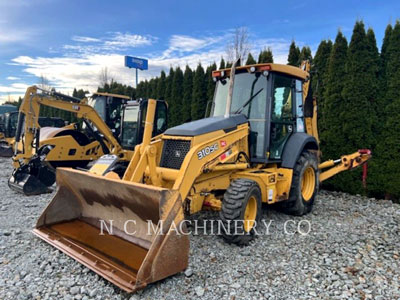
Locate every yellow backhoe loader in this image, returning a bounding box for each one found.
[9,86,168,195]
[33,61,371,293]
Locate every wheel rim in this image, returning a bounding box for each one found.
[243,196,257,232]
[301,167,316,201]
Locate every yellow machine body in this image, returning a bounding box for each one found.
[34,62,371,292]
[12,86,132,169]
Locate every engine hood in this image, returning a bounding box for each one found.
[163,114,248,137]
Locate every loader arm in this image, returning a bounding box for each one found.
[13,86,126,168]
[123,117,250,204]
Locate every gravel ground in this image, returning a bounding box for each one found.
[0,156,400,300]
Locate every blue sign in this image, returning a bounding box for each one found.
[124,56,148,70]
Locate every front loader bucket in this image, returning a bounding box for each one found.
[0,143,13,157]
[33,168,189,293]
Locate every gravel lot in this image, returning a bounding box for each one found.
[0,156,400,300]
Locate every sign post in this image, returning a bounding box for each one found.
[124,56,148,88]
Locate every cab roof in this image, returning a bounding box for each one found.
[213,63,309,80]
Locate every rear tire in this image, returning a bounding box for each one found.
[281,150,319,216]
[219,179,262,245]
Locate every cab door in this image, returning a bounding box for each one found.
[269,73,296,160]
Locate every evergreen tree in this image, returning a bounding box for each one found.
[164,67,175,125]
[136,82,145,98]
[376,21,400,199]
[299,46,313,63]
[182,65,193,122]
[337,21,378,194]
[377,24,393,118]
[366,28,380,100]
[143,80,150,98]
[246,53,256,65]
[287,41,300,66]
[258,48,273,63]
[148,78,157,98]
[191,63,206,120]
[170,67,184,126]
[156,70,166,99]
[73,88,88,99]
[226,61,232,68]
[206,63,217,117]
[380,24,393,82]
[219,57,226,69]
[320,31,348,189]
[312,40,333,134]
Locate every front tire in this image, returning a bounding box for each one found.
[219,179,262,245]
[281,150,319,216]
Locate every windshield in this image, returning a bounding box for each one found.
[121,105,139,149]
[212,72,268,160]
[212,72,267,119]
[88,96,107,120]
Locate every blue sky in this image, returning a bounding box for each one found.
[0,0,399,102]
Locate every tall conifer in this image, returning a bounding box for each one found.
[337,21,378,194]
[320,31,348,190]
[191,64,206,120]
[219,58,226,69]
[170,67,184,126]
[182,65,193,122]
[377,21,400,199]
[258,48,273,63]
[288,41,300,66]
[156,70,166,99]
[313,40,333,133]
[299,46,313,63]
[246,53,256,65]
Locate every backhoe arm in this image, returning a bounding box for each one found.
[14,86,124,166]
[319,149,371,182]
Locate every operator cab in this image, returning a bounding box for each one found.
[120,99,168,150]
[88,93,130,138]
[211,63,308,163]
[1,111,19,138]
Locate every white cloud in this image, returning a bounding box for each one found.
[169,35,221,52]
[4,30,296,102]
[0,28,31,44]
[104,32,156,48]
[6,76,20,80]
[72,36,101,43]
[0,83,29,93]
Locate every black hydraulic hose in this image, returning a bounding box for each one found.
[50,91,81,103]
[83,119,109,154]
[14,112,25,143]
[35,128,40,152]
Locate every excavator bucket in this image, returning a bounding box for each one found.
[33,168,189,293]
[0,143,13,157]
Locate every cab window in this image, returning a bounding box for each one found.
[270,74,294,160]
